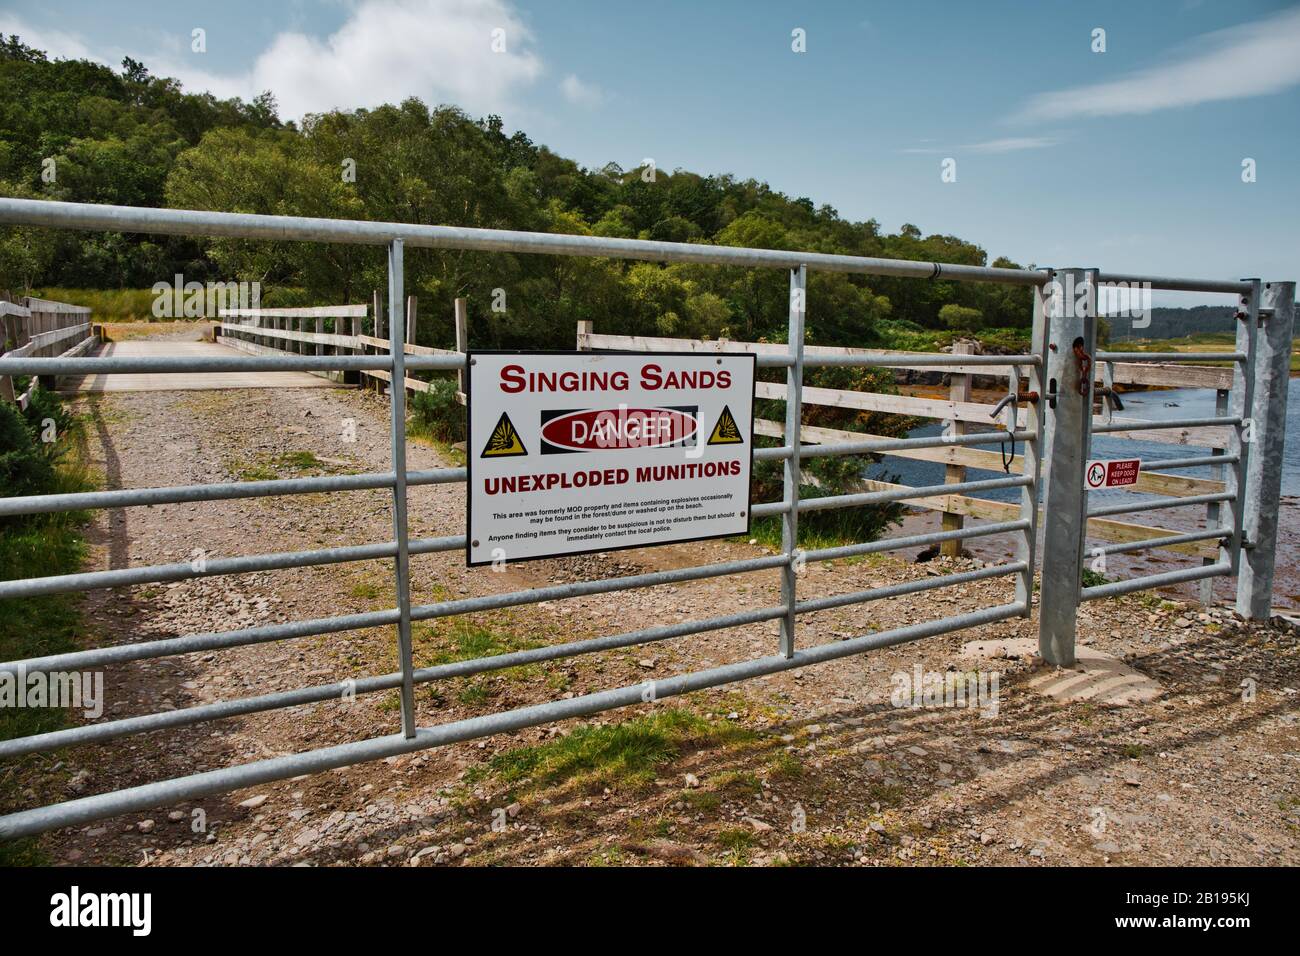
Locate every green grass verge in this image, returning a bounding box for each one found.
[0,399,96,866]
[469,708,754,794]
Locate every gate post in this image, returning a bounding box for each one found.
[779,265,806,659]
[1037,268,1097,666]
[1236,280,1296,619]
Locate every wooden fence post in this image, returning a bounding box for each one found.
[454,298,468,399]
[576,320,593,351]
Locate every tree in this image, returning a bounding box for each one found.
[938,303,983,332]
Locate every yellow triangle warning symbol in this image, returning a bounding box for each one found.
[707,405,744,445]
[481,412,527,458]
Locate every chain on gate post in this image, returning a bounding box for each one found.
[1037,267,1097,666]
[387,239,417,737]
[1237,280,1296,618]
[780,265,806,659]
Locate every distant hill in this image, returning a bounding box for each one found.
[1105,305,1236,341]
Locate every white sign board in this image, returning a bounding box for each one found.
[466,351,756,566]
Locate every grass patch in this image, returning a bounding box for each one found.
[476,708,745,793]
[349,578,387,601]
[232,449,348,482]
[715,826,757,863]
[414,621,541,667]
[766,751,805,780]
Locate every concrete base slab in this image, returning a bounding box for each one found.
[961,637,1163,707]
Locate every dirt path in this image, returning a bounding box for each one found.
[4,327,1298,867]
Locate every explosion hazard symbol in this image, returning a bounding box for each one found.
[707,405,744,445]
[481,412,527,458]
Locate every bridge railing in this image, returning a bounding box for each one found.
[218,301,465,399]
[0,295,96,407]
[579,324,1230,566]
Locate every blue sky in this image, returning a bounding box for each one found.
[2,0,1297,305]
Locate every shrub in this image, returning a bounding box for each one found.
[0,398,56,509]
[409,378,466,444]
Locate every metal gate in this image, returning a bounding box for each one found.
[1035,269,1295,665]
[0,197,1291,841]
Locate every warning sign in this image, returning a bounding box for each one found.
[466,351,756,566]
[481,412,527,458]
[707,406,744,445]
[1085,458,1142,489]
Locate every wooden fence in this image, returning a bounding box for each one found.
[0,295,96,408]
[214,303,1233,572]
[218,296,468,400]
[577,323,1231,566]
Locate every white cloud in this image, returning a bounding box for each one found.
[0,16,101,63]
[960,136,1058,154]
[1013,6,1300,121]
[899,136,1057,155]
[559,74,606,107]
[1,0,545,121]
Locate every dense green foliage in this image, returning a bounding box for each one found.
[0,35,1037,550]
[1,34,1036,350]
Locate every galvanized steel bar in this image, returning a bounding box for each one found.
[0,469,466,518]
[1237,280,1295,616]
[0,601,1025,840]
[797,429,1034,461]
[1081,563,1232,601]
[0,534,460,601]
[1097,527,1231,557]
[1,608,403,675]
[410,553,793,624]
[0,541,396,599]
[0,198,1048,286]
[795,562,1026,615]
[0,353,397,376]
[1091,415,1241,434]
[1087,491,1236,520]
[1094,351,1245,363]
[793,474,1032,514]
[386,239,417,739]
[1094,273,1252,295]
[0,603,790,760]
[803,519,1030,564]
[1148,453,1239,470]
[799,352,1040,369]
[780,266,805,658]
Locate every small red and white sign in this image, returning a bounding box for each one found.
[1085,458,1142,489]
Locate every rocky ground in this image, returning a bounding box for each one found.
[1,324,1297,867]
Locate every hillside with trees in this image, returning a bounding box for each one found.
[0,35,1037,353]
